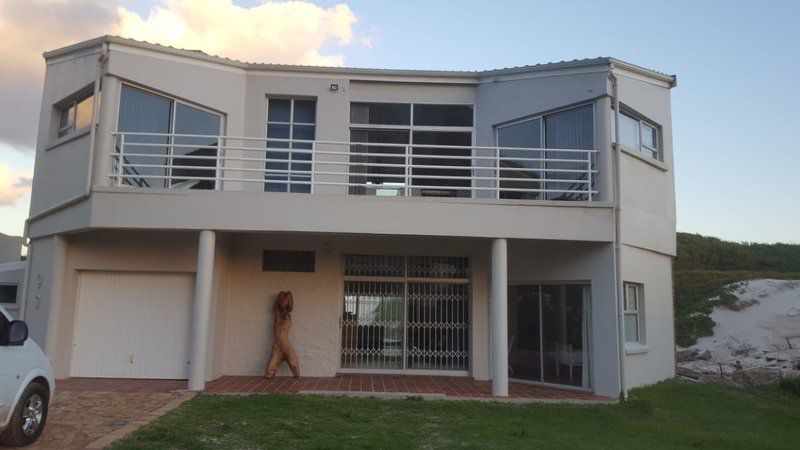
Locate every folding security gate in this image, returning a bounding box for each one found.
[340,254,470,373]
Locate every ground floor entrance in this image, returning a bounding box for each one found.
[508,283,591,388]
[340,254,470,373]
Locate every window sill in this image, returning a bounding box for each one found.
[620,146,669,172]
[45,126,92,151]
[625,343,650,355]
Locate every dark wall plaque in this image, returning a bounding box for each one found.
[262,250,315,272]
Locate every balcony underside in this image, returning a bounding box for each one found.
[27,187,614,241]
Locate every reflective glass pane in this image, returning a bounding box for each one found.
[508,285,542,381]
[268,99,291,122]
[407,282,470,371]
[497,119,543,200]
[293,99,316,124]
[411,131,472,198]
[341,281,405,370]
[544,105,594,201]
[541,284,586,387]
[75,95,93,129]
[172,103,221,190]
[413,104,473,127]
[619,113,640,151]
[348,129,408,195]
[625,285,638,311]
[625,314,639,343]
[350,102,410,125]
[118,85,173,188]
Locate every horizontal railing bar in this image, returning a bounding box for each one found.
[108,173,597,194]
[113,131,598,153]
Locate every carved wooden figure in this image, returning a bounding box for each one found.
[265,291,300,378]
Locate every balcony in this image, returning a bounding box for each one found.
[110,132,599,202]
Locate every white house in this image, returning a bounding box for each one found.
[21,36,676,398]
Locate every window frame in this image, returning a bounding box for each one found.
[0,283,19,310]
[115,82,226,189]
[56,91,95,139]
[623,283,644,344]
[611,107,662,162]
[265,96,319,193]
[347,101,476,197]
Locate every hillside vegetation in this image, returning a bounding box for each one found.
[674,233,800,347]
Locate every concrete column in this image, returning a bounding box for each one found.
[188,230,215,391]
[491,238,508,397]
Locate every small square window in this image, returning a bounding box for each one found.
[0,284,18,305]
[57,93,94,138]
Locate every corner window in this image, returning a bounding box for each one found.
[116,84,223,189]
[0,284,18,307]
[623,283,643,343]
[611,108,661,161]
[57,94,94,137]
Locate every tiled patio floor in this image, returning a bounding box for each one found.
[206,375,612,402]
[59,375,613,402]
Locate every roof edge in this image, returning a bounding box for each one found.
[43,35,676,86]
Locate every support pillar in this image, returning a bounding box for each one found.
[188,230,215,391]
[491,238,508,397]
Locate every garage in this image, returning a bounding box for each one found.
[70,271,195,379]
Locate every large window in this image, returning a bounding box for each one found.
[612,109,661,161]
[496,104,594,201]
[117,85,222,189]
[265,98,317,193]
[508,283,591,388]
[349,102,474,198]
[340,254,470,372]
[623,283,643,344]
[58,93,94,138]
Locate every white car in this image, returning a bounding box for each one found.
[0,305,54,447]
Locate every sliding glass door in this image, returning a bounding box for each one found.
[508,283,591,388]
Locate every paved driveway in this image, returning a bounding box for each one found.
[2,382,192,450]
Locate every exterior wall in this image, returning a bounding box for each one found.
[30,45,101,216]
[0,261,26,319]
[0,234,23,263]
[616,71,677,256]
[621,245,676,387]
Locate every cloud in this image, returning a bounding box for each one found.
[0,0,364,153]
[0,164,34,206]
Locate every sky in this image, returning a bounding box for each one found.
[0,0,798,243]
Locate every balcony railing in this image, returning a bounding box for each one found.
[110,132,599,201]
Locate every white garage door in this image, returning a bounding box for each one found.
[71,271,194,379]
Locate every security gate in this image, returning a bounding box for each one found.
[340,254,470,372]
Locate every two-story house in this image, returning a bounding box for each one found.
[19,36,676,398]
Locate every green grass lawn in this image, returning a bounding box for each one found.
[112,380,799,449]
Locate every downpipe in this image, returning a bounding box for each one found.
[608,67,628,400]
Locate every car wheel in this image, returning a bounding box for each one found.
[0,382,49,447]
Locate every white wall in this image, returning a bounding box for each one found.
[621,245,676,387]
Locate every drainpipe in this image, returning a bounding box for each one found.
[20,42,109,321]
[608,66,628,400]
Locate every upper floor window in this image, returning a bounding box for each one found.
[348,102,474,198]
[57,93,94,138]
[117,84,222,189]
[496,104,594,201]
[265,98,317,193]
[612,108,661,161]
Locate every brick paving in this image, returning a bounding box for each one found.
[18,388,191,450]
[206,374,612,402]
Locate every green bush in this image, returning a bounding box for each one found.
[778,378,800,396]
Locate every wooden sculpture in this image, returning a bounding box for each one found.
[265,291,300,378]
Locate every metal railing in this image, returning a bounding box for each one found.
[110,132,599,201]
